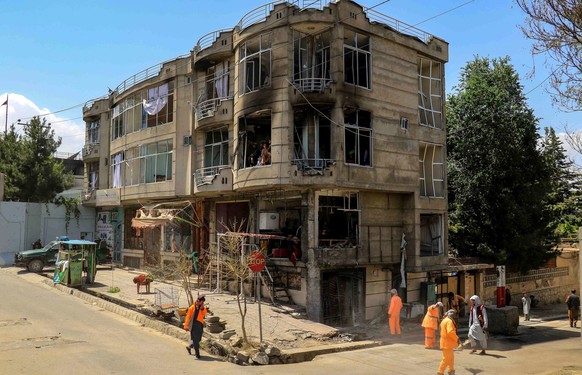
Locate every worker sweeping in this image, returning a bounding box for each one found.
[437,309,461,375]
[387,288,403,335]
[422,301,444,349]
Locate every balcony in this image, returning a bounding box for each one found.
[82,143,100,161]
[292,158,335,175]
[194,97,234,129]
[194,165,233,194]
[292,78,332,93]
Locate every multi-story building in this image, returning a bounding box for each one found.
[82,0,486,325]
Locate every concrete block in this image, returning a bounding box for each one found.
[486,305,519,335]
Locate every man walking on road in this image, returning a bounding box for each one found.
[468,295,488,355]
[184,295,208,359]
[437,309,461,375]
[565,289,580,328]
[422,301,443,349]
[388,288,403,335]
[521,293,531,321]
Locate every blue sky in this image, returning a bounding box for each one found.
[1,0,580,161]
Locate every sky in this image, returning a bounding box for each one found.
[1,0,581,162]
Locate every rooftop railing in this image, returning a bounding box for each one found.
[364,8,433,44]
[113,54,190,97]
[194,29,233,53]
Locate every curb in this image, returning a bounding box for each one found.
[39,277,382,364]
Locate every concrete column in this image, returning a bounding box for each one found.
[305,191,322,322]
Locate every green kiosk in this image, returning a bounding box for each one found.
[53,240,98,287]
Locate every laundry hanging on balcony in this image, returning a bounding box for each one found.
[143,83,169,115]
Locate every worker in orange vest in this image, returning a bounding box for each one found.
[422,301,444,349]
[387,288,403,335]
[183,295,208,359]
[437,309,462,375]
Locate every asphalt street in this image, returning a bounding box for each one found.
[1,267,581,375]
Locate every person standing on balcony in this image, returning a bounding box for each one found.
[387,289,403,335]
[260,140,271,165]
[422,301,443,349]
[184,295,207,359]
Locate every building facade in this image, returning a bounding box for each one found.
[82,0,453,324]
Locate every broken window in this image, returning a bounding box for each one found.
[344,109,372,166]
[293,109,332,169]
[87,162,99,191]
[293,30,331,92]
[87,120,99,144]
[344,30,371,89]
[419,143,445,197]
[318,192,359,247]
[420,214,443,256]
[204,127,229,168]
[239,33,272,94]
[111,80,175,140]
[418,57,442,129]
[196,61,231,120]
[237,110,272,169]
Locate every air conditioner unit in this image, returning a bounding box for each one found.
[259,212,279,231]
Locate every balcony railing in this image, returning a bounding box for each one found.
[364,8,433,44]
[83,95,109,113]
[194,164,231,186]
[292,78,332,93]
[292,158,335,171]
[113,54,189,97]
[195,96,232,121]
[194,29,232,53]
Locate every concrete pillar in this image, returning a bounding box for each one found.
[305,191,322,322]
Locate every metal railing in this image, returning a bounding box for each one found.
[194,29,233,53]
[364,8,433,44]
[194,164,231,186]
[83,95,109,113]
[292,157,335,170]
[113,54,189,97]
[292,78,332,93]
[195,96,233,121]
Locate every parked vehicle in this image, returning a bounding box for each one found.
[14,236,70,272]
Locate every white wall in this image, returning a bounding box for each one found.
[0,201,96,266]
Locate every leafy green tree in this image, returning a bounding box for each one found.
[0,117,73,202]
[447,56,558,272]
[0,125,25,199]
[540,127,582,238]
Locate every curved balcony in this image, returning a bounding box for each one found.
[82,143,100,161]
[292,78,332,93]
[194,165,233,195]
[113,54,189,97]
[194,29,233,53]
[236,1,335,32]
[195,97,234,130]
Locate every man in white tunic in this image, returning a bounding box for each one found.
[521,293,531,321]
[468,295,488,355]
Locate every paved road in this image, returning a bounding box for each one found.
[1,269,581,375]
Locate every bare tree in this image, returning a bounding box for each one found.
[210,221,258,347]
[516,0,582,111]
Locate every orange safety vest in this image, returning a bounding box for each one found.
[183,304,207,330]
[422,303,440,330]
[439,317,459,350]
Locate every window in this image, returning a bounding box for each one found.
[418,57,443,129]
[87,121,99,144]
[196,62,231,119]
[111,81,174,140]
[344,109,372,166]
[139,140,173,183]
[344,30,371,89]
[420,214,443,256]
[204,128,229,168]
[318,192,359,247]
[293,30,331,92]
[87,162,99,191]
[419,143,445,197]
[110,140,173,187]
[238,111,272,169]
[239,33,272,94]
[293,109,332,169]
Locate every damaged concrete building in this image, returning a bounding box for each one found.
[81,0,489,325]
